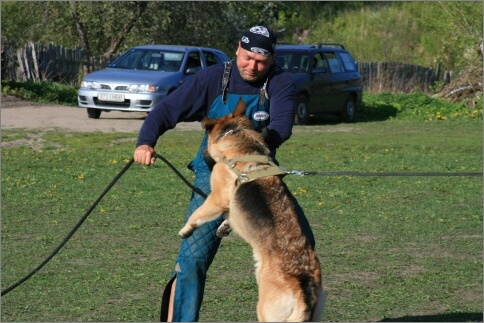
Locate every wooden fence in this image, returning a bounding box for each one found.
[1,41,120,85]
[357,61,450,93]
[1,41,451,93]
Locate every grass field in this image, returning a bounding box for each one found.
[1,118,482,322]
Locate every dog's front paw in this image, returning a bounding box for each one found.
[216,220,232,238]
[178,226,194,239]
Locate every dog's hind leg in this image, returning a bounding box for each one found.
[258,280,322,322]
[257,288,296,322]
[255,263,298,322]
[284,287,326,322]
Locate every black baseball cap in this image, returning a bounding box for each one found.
[240,26,277,57]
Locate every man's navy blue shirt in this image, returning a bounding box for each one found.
[136,62,295,151]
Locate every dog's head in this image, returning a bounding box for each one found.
[201,98,252,136]
[201,98,269,163]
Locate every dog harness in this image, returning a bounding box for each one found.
[220,155,287,184]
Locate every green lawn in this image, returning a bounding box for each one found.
[1,119,482,322]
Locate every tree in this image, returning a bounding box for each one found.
[3,1,479,73]
[1,1,291,70]
[68,1,148,74]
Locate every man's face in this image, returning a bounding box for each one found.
[235,43,273,83]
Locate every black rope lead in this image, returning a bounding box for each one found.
[153,153,208,198]
[1,153,208,297]
[289,170,483,177]
[1,158,135,297]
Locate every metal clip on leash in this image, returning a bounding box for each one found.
[287,170,308,177]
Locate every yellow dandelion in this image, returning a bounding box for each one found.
[298,187,307,193]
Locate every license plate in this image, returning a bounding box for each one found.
[98,93,125,102]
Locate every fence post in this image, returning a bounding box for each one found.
[30,42,40,81]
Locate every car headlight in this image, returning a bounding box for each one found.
[128,84,159,93]
[80,81,101,89]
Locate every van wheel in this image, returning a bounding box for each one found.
[340,96,355,123]
[294,95,309,125]
[87,108,101,119]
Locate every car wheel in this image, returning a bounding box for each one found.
[294,95,309,125]
[87,108,101,119]
[340,96,356,123]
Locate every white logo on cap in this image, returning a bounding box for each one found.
[241,36,250,44]
[253,111,269,121]
[251,47,270,57]
[249,26,270,38]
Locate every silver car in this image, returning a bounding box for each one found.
[78,45,230,119]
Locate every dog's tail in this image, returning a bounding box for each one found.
[310,288,327,321]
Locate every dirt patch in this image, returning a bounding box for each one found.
[1,94,43,108]
[1,94,203,133]
[0,136,61,150]
[1,94,361,139]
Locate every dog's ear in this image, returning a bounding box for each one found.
[202,148,216,171]
[201,117,216,133]
[233,98,247,118]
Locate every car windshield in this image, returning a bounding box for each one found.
[274,52,311,73]
[108,48,185,72]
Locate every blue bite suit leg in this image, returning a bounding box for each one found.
[169,168,223,322]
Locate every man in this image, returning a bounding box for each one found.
[134,25,314,321]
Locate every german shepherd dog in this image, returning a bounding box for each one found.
[178,99,325,322]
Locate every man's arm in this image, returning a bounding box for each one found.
[265,71,296,150]
[135,64,223,149]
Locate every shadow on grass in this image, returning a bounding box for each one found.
[304,103,398,126]
[380,312,483,322]
[356,102,398,122]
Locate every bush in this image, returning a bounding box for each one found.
[1,80,78,106]
[361,93,483,121]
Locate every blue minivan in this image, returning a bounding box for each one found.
[275,43,363,124]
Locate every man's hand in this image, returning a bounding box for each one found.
[134,145,156,165]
